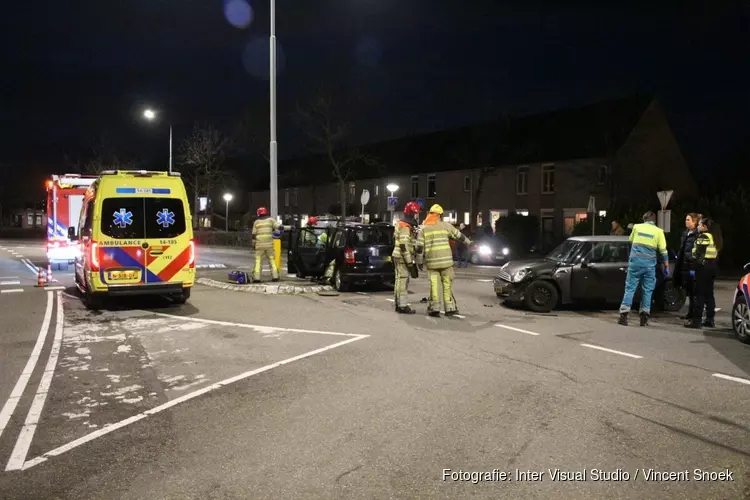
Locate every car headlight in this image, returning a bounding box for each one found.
[512,269,529,282]
[479,245,491,256]
[502,247,509,255]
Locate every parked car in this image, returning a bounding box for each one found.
[493,235,685,313]
[731,262,750,344]
[287,222,395,292]
[468,235,513,265]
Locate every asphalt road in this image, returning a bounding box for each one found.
[1,238,749,499]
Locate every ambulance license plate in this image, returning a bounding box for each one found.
[108,270,139,281]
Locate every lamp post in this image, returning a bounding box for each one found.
[269,0,278,219]
[223,193,233,231]
[143,108,172,174]
[386,183,398,223]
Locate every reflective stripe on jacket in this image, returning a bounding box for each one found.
[252,217,279,249]
[392,221,416,263]
[628,221,667,266]
[418,220,465,270]
[692,232,718,261]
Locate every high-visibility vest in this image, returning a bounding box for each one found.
[692,232,718,261]
[628,222,668,265]
[392,221,416,263]
[418,220,464,270]
[252,217,279,249]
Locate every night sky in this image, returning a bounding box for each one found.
[1,1,748,195]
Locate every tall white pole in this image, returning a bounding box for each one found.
[269,0,278,219]
[168,124,173,174]
[225,200,230,231]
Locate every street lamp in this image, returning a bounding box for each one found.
[269,0,278,219]
[143,108,173,174]
[386,183,399,196]
[223,193,233,231]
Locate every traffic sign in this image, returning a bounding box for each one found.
[587,196,596,213]
[360,189,370,206]
[658,210,672,233]
[387,196,398,209]
[416,198,424,209]
[657,190,673,209]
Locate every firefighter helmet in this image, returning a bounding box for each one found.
[404,201,421,216]
[429,204,444,214]
[307,216,318,225]
[257,206,268,217]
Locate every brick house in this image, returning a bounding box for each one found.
[247,94,696,245]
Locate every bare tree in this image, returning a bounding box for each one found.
[177,123,232,228]
[296,91,378,219]
[65,136,141,175]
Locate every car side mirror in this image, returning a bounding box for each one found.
[580,258,589,268]
[67,227,77,240]
[744,262,750,273]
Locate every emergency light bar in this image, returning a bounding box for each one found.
[50,174,97,188]
[100,170,181,177]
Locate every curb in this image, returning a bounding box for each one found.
[196,277,333,295]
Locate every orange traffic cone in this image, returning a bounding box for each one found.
[35,268,46,287]
[46,265,54,283]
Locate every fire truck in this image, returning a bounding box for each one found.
[46,174,98,270]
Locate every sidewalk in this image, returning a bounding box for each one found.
[195,268,332,295]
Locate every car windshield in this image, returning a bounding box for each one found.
[352,227,393,246]
[546,239,587,263]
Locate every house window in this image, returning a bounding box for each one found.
[27,214,33,227]
[411,176,419,198]
[349,182,355,202]
[427,174,436,198]
[598,210,607,217]
[284,189,290,207]
[517,210,529,216]
[292,188,298,206]
[35,215,42,226]
[463,176,471,192]
[541,165,555,194]
[375,185,379,196]
[598,165,608,185]
[463,212,470,225]
[516,167,528,195]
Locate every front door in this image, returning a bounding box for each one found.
[293,226,329,276]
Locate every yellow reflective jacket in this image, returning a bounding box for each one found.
[418,219,469,270]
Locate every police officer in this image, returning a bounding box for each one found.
[251,206,281,283]
[618,211,668,327]
[685,217,721,328]
[674,213,700,319]
[392,201,421,314]
[416,204,471,317]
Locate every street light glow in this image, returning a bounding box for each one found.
[143,109,156,120]
[223,193,233,202]
[386,183,399,193]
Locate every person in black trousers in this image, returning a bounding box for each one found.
[674,212,700,319]
[685,217,722,329]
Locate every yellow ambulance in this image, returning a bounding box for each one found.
[69,170,195,309]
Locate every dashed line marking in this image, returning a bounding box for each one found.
[44,286,66,291]
[712,373,750,386]
[580,343,643,359]
[386,298,395,302]
[0,280,21,286]
[494,324,541,336]
[476,279,493,282]
[0,289,23,294]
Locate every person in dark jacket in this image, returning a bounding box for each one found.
[674,213,700,319]
[456,223,470,267]
[685,217,722,328]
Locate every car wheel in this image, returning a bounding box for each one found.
[470,253,480,264]
[83,289,104,310]
[732,296,750,344]
[524,280,558,313]
[334,267,349,292]
[660,280,686,312]
[172,288,191,305]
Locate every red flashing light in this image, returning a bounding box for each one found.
[188,240,196,268]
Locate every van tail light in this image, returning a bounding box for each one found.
[344,248,355,264]
[188,240,196,268]
[47,241,59,249]
[90,242,100,271]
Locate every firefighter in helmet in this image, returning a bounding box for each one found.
[251,206,281,282]
[416,204,471,317]
[300,216,319,247]
[392,201,422,314]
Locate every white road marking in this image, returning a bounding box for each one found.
[21,259,39,276]
[715,308,722,312]
[494,324,541,336]
[22,332,369,470]
[0,276,19,279]
[0,280,21,285]
[150,312,357,337]
[45,286,66,291]
[580,343,643,359]
[712,373,750,386]
[453,314,466,319]
[6,292,63,471]
[0,289,23,294]
[0,292,54,441]
[476,279,493,282]
[385,298,395,302]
